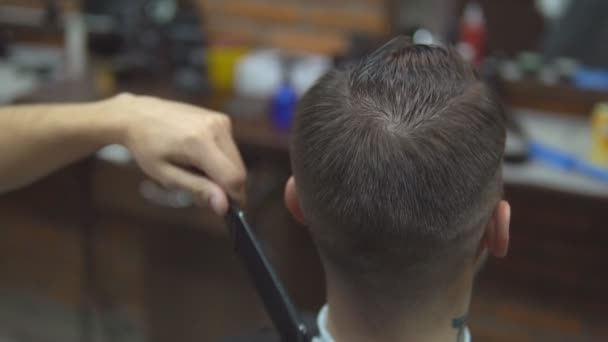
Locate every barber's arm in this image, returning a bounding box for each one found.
[0,93,246,215]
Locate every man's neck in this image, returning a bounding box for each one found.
[323,272,474,342]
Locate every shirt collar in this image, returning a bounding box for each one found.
[313,304,471,342]
[313,305,334,342]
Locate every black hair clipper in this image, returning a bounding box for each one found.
[224,205,312,342]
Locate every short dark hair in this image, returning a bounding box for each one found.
[290,37,506,299]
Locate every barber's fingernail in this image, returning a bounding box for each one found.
[208,193,224,215]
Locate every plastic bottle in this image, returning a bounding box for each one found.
[458,2,485,65]
[64,13,87,79]
[271,82,297,131]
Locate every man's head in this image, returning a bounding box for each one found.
[285,37,510,305]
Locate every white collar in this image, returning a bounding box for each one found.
[313,305,471,342]
[314,304,334,342]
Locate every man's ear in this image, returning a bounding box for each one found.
[483,200,511,258]
[284,176,306,225]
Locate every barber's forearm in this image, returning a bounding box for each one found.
[0,93,247,211]
[0,101,123,193]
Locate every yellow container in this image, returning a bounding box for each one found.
[591,102,608,165]
[207,45,249,92]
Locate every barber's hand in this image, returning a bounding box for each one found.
[105,93,246,215]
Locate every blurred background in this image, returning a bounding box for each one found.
[0,0,607,341]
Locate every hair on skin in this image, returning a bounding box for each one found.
[290,36,507,302]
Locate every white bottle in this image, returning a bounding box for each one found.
[64,12,87,79]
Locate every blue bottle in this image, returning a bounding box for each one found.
[271,82,297,131]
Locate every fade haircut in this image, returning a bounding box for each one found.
[290,37,506,298]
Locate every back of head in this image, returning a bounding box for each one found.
[291,37,506,301]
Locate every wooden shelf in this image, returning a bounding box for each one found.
[499,79,608,116]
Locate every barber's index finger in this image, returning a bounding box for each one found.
[186,141,246,203]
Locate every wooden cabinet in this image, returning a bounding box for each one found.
[2,158,607,341]
[469,184,608,341]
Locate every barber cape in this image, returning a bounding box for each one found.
[223,305,471,342]
[313,305,471,342]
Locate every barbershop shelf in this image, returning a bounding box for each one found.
[500,79,608,116]
[504,162,608,199]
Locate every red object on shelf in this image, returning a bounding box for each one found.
[458,2,486,66]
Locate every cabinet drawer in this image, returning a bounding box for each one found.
[93,159,225,236]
